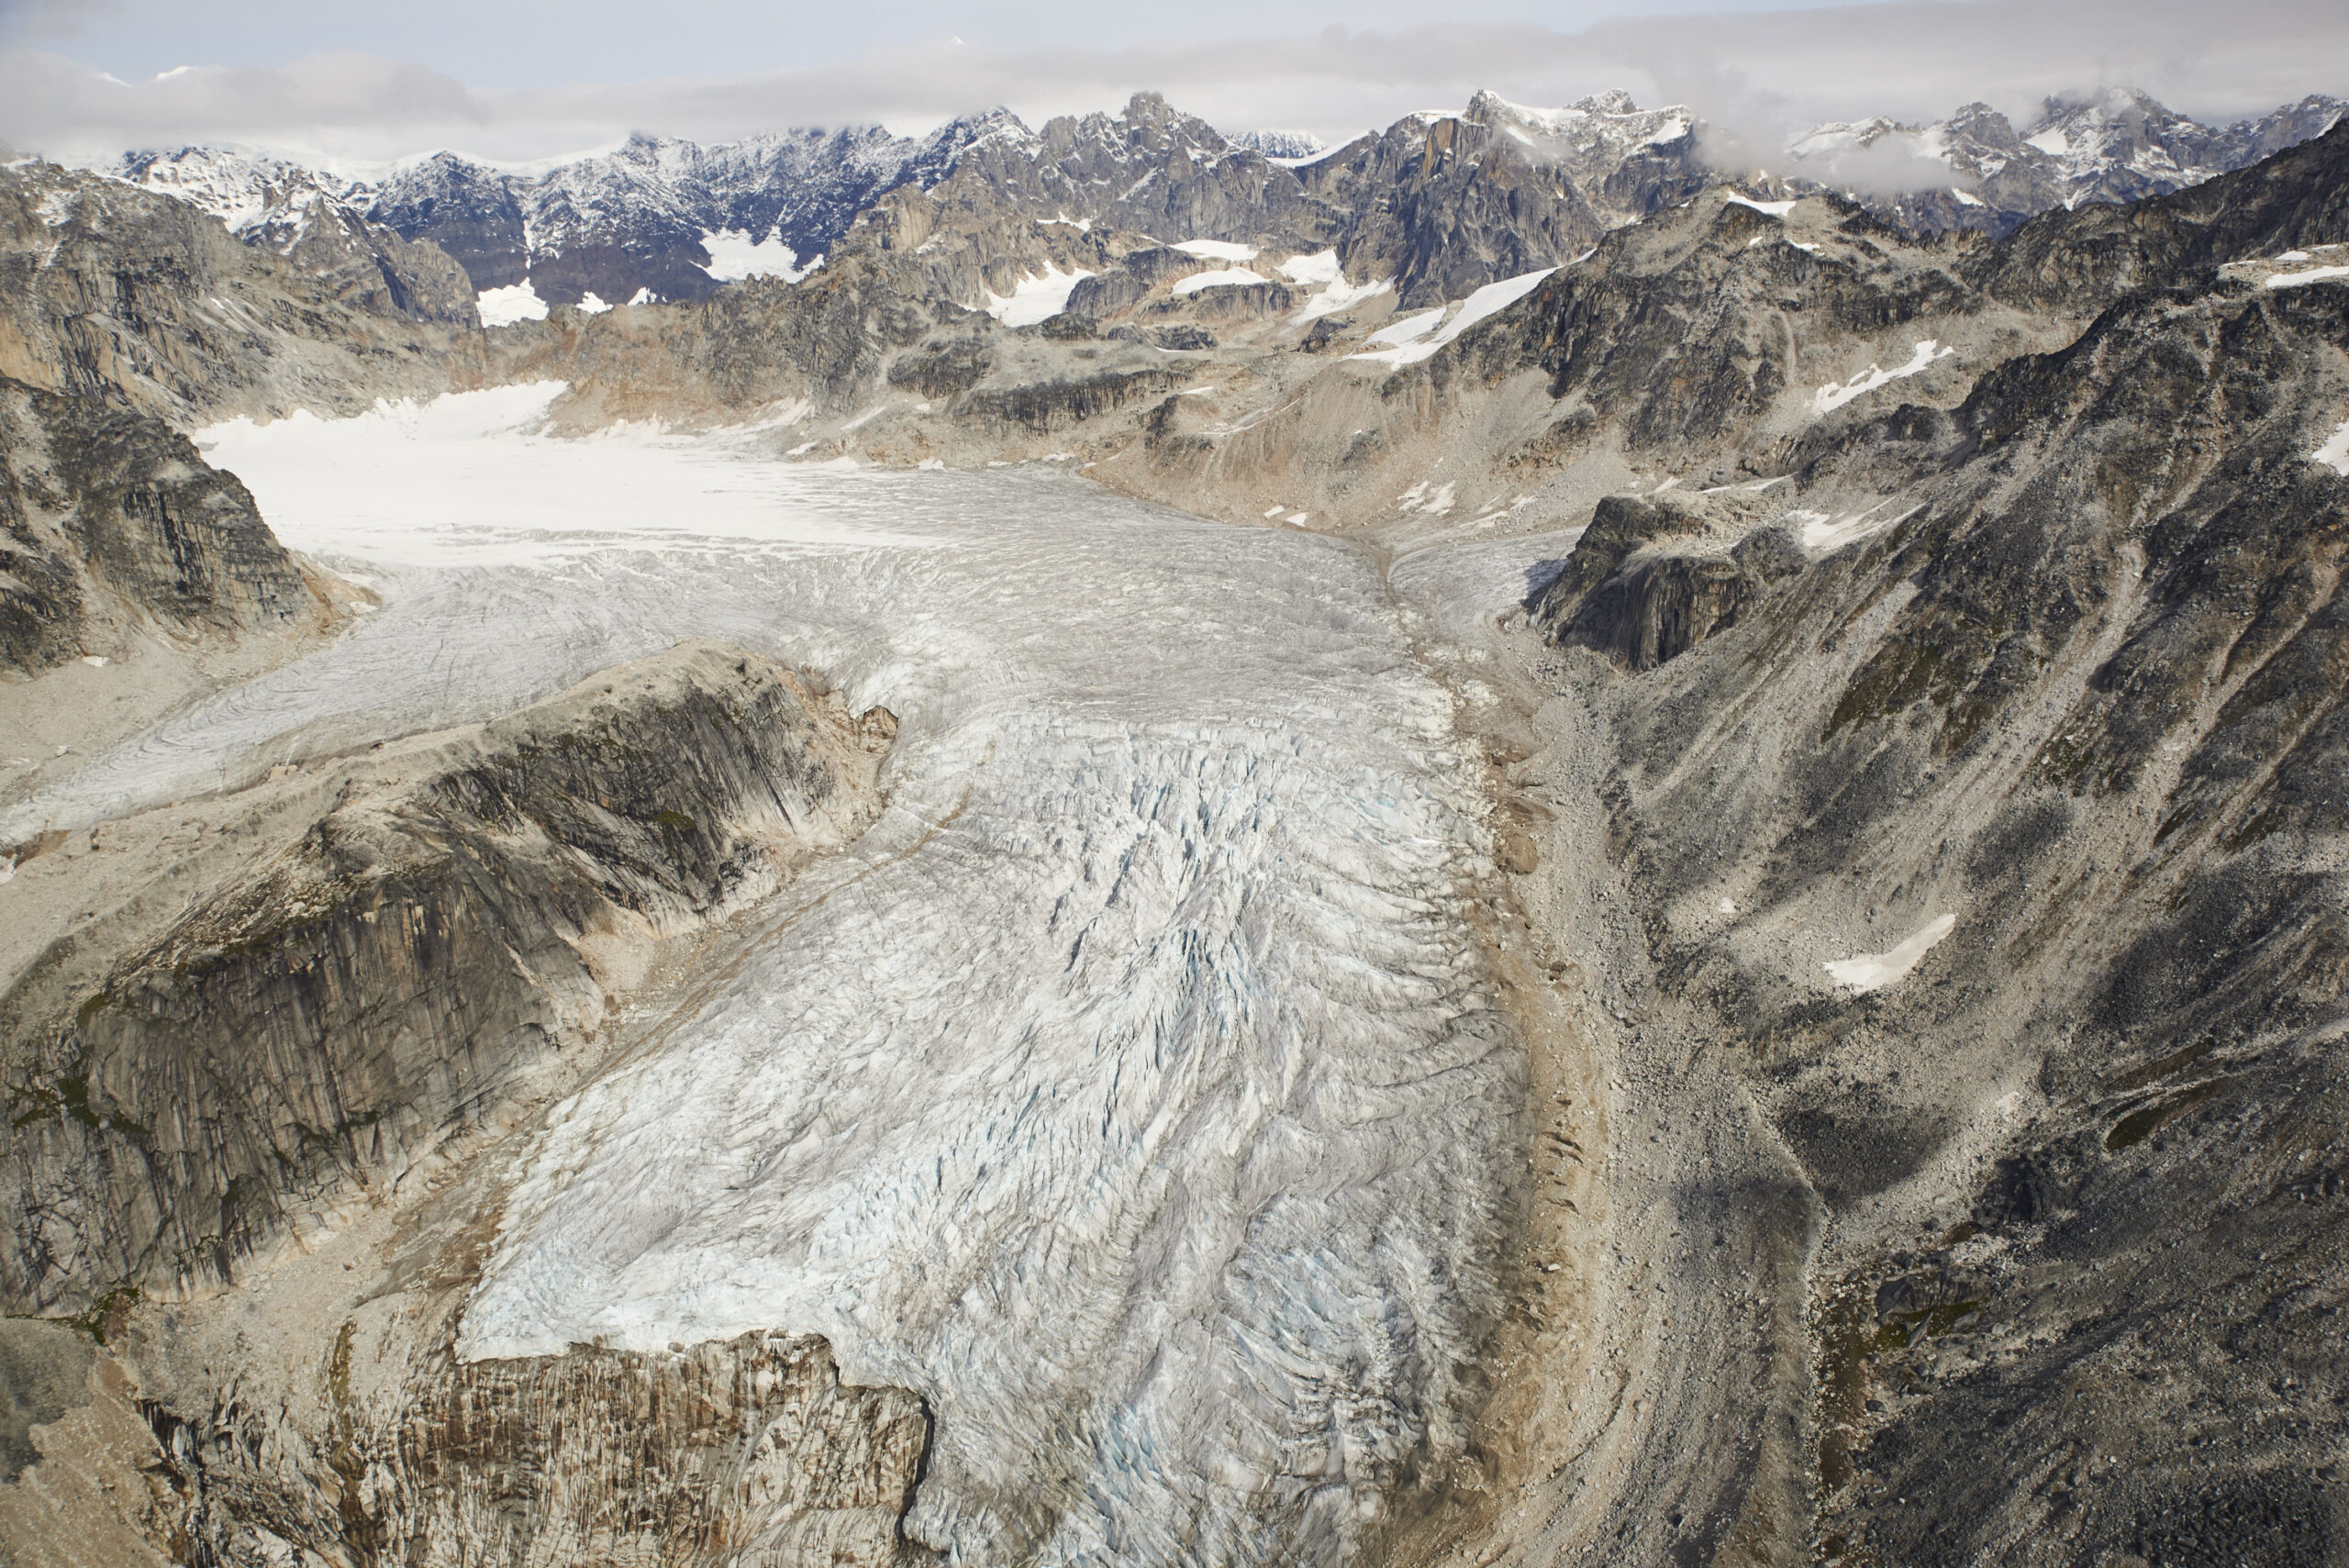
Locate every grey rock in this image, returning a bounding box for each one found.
[116,147,478,328]
[0,376,313,673]
[0,161,460,422]
[0,643,896,1313]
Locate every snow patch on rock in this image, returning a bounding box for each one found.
[1824,913,1957,992]
[476,279,550,326]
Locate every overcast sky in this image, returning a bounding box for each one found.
[0,0,2342,168]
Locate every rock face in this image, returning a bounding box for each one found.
[369,127,966,308]
[116,147,479,328]
[1531,495,1806,669]
[169,91,1709,321]
[0,161,460,422]
[1299,91,1705,306]
[0,375,315,673]
[0,642,896,1316]
[144,1329,930,1568]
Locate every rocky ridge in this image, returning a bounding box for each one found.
[116,147,478,328]
[0,377,322,674]
[2,641,897,1317]
[0,161,462,424]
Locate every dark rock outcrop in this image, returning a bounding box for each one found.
[1533,496,1807,669]
[0,376,314,673]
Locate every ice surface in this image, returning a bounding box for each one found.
[1823,914,1956,991]
[476,278,550,326]
[1281,250,1394,320]
[982,264,1096,326]
[2313,416,2349,476]
[2268,264,2349,291]
[1796,501,1924,552]
[1173,239,1259,261]
[1278,250,1342,287]
[1366,309,1445,348]
[1726,194,1799,217]
[1810,340,1954,415]
[30,391,1520,1568]
[1170,266,1270,295]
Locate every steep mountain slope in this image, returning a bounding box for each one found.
[116,146,477,327]
[1298,90,1704,306]
[1354,118,2349,1568]
[0,377,321,673]
[366,121,996,310]
[0,161,461,422]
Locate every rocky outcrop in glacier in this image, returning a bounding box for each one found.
[140,1329,930,1568]
[0,642,896,1315]
[0,375,317,673]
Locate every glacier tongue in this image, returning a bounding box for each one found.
[132,396,1518,1568]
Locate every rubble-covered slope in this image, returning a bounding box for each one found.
[1412,122,2349,1568]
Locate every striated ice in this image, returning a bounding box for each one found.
[28,390,1521,1568]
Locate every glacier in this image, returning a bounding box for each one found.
[23,388,1525,1567]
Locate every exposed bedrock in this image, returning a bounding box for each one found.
[0,163,462,423]
[0,375,320,673]
[131,1327,931,1568]
[1528,494,1807,669]
[0,641,896,1317]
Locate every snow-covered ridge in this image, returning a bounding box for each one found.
[1788,89,2347,228]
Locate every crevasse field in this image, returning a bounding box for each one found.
[28,385,1542,1566]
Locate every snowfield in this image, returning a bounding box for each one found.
[982,264,1096,326]
[34,388,1520,1568]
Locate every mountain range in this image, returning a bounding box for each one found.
[105,86,2346,328]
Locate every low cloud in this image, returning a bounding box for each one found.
[1,0,2343,170]
[1804,135,1988,196]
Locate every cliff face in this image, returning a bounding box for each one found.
[142,1329,930,1568]
[116,147,479,329]
[0,162,458,423]
[0,376,317,673]
[1,642,897,1316]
